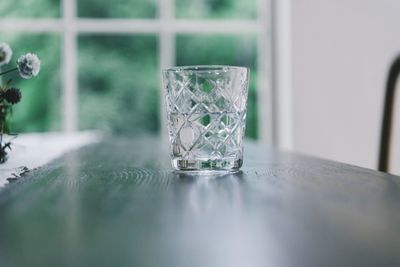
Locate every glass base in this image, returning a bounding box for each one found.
[172,158,242,172]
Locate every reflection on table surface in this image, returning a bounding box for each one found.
[0,137,399,267]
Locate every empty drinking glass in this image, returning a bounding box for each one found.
[163,65,249,172]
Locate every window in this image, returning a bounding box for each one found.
[0,0,271,140]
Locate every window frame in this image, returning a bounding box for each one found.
[0,0,274,144]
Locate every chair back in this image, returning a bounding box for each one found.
[378,55,400,172]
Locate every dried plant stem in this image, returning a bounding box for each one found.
[0,103,3,147]
[0,122,3,147]
[0,67,18,76]
[0,65,3,158]
[0,113,3,160]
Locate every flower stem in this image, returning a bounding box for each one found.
[0,123,3,147]
[0,67,18,76]
[0,104,3,148]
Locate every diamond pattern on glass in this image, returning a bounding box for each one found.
[163,66,249,165]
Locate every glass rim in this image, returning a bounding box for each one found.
[162,65,249,73]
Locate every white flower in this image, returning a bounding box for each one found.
[0,42,13,66]
[17,53,41,79]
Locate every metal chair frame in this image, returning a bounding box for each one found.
[378,55,400,172]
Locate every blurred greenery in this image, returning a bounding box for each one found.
[176,34,258,139]
[0,0,60,17]
[0,0,260,139]
[176,0,257,19]
[0,33,61,132]
[78,0,157,18]
[78,35,159,134]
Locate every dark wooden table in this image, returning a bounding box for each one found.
[0,136,399,267]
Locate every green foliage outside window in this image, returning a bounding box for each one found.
[0,0,260,139]
[0,0,60,18]
[176,0,257,19]
[0,33,61,132]
[78,0,157,18]
[78,35,159,134]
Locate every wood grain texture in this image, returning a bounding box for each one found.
[0,136,399,267]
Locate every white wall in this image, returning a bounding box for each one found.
[291,0,400,173]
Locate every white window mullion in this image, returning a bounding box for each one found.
[271,0,293,149]
[77,19,159,33]
[62,0,78,132]
[171,20,260,33]
[0,19,62,32]
[2,0,271,140]
[159,0,176,138]
[257,0,273,145]
[159,0,175,70]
